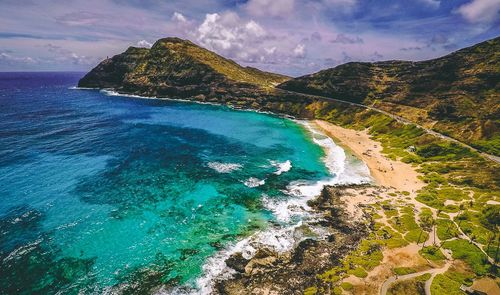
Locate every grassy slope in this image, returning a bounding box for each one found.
[304,102,499,294]
[278,37,500,156]
[167,39,290,88]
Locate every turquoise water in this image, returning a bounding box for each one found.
[0,73,337,293]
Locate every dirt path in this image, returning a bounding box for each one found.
[380,258,453,295]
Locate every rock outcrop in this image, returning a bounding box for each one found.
[214,185,372,295]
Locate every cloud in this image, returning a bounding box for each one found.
[55,11,109,26]
[244,0,295,18]
[137,40,152,48]
[43,43,99,65]
[195,12,270,61]
[419,0,440,8]
[370,51,383,60]
[172,12,187,23]
[311,32,322,42]
[456,0,500,24]
[0,52,37,64]
[293,44,306,58]
[430,34,449,44]
[400,46,423,51]
[45,43,72,54]
[330,33,363,44]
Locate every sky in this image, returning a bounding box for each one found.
[0,0,499,76]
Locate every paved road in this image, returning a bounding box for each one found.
[280,89,500,164]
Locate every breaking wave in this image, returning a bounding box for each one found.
[207,162,242,173]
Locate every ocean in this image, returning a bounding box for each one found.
[0,72,369,294]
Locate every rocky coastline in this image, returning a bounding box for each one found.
[213,184,373,295]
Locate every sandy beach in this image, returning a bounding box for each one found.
[313,120,432,294]
[314,120,425,194]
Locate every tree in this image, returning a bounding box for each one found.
[419,215,434,246]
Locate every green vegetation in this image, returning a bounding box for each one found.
[279,37,500,156]
[375,223,408,248]
[387,273,430,295]
[348,267,368,278]
[393,267,417,276]
[340,282,353,291]
[442,240,491,275]
[164,39,289,88]
[436,218,460,240]
[304,286,317,295]
[455,210,497,245]
[416,186,470,213]
[419,246,446,262]
[431,269,475,295]
[310,104,498,293]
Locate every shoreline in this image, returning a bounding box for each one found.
[70,88,498,294]
[88,88,425,294]
[77,88,492,294]
[187,120,375,294]
[211,120,432,294]
[313,120,425,193]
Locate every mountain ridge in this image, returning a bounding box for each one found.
[79,36,500,156]
[277,37,500,155]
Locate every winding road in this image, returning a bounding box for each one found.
[280,89,500,164]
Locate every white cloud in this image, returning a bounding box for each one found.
[244,0,295,18]
[0,52,36,64]
[457,0,500,24]
[195,12,270,60]
[172,12,187,23]
[265,47,277,55]
[137,40,152,48]
[293,43,306,58]
[245,20,266,37]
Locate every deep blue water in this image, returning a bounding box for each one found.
[0,72,336,294]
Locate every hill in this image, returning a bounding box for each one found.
[278,37,500,155]
[79,37,289,99]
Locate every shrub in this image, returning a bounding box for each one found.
[442,239,491,275]
[340,282,353,291]
[419,246,446,261]
[393,267,417,275]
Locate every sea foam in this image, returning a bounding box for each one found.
[271,160,292,175]
[207,162,242,173]
[180,122,372,294]
[243,177,265,188]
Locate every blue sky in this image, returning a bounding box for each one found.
[0,0,498,76]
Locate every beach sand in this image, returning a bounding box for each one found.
[314,120,432,294]
[314,120,425,194]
